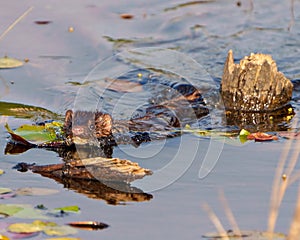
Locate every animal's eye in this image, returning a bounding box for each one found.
[89,124,95,130]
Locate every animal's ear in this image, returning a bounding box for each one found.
[95,113,112,137]
[64,110,73,127]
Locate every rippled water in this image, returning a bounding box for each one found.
[0,1,300,239]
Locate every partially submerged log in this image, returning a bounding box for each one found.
[27,156,152,183]
[221,50,293,112]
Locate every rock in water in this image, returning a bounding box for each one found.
[221,50,293,112]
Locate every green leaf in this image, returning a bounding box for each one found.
[0,204,23,217]
[13,124,57,143]
[54,206,80,213]
[0,56,23,69]
[5,121,64,146]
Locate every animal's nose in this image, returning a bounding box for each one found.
[72,126,84,136]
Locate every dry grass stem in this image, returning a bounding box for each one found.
[287,185,300,239]
[268,119,299,234]
[288,0,295,31]
[0,6,33,42]
[202,203,230,240]
[219,190,242,237]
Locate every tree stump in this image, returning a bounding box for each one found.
[221,50,293,112]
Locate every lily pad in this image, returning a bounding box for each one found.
[0,234,9,240]
[0,188,12,195]
[0,204,23,217]
[7,220,75,237]
[8,222,42,234]
[0,204,47,219]
[43,225,77,236]
[0,56,23,69]
[45,238,81,240]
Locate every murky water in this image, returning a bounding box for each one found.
[0,0,300,239]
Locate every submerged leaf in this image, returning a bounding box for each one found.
[279,131,300,140]
[202,230,286,239]
[16,187,59,196]
[0,56,23,69]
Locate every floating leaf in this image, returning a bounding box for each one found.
[54,206,80,213]
[239,129,250,143]
[8,222,42,234]
[45,238,81,240]
[13,206,48,219]
[0,188,12,195]
[120,13,134,19]
[0,234,9,240]
[5,121,64,146]
[16,187,59,196]
[0,204,23,217]
[0,192,16,200]
[43,225,77,236]
[0,56,23,69]
[67,221,109,230]
[5,123,34,147]
[34,20,52,25]
[0,170,4,175]
[247,132,278,142]
[7,220,69,236]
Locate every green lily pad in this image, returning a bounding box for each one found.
[0,56,23,69]
[0,204,23,217]
[0,204,47,219]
